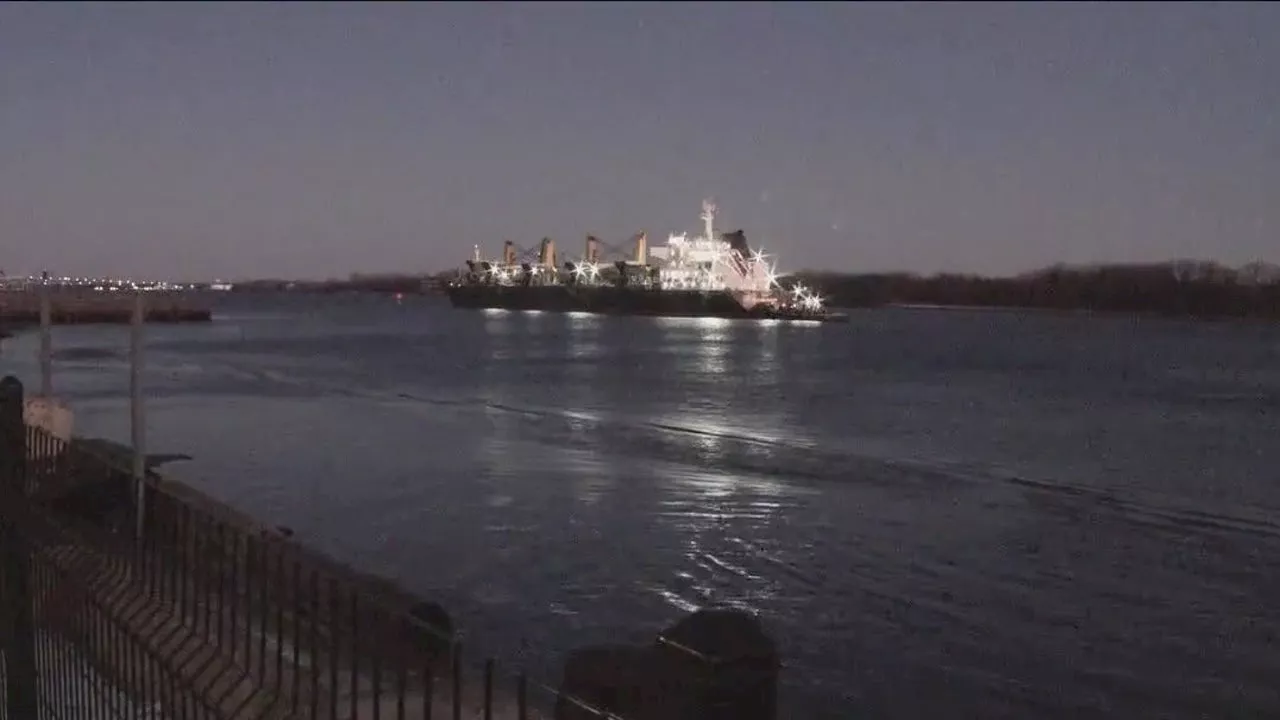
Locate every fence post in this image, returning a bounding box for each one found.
[131,290,147,541]
[0,375,40,718]
[39,279,52,398]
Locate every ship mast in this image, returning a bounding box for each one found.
[701,199,717,241]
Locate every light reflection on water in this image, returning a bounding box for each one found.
[564,310,602,363]
[654,316,733,376]
[562,447,619,508]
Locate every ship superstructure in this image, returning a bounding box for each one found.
[448,200,839,321]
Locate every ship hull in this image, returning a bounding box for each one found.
[445,284,848,322]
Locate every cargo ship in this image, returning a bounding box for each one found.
[446,200,847,323]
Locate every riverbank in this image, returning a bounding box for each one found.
[800,265,1280,320]
[1,319,35,338]
[27,428,778,720]
[0,288,213,325]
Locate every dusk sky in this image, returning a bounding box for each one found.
[2,2,1277,281]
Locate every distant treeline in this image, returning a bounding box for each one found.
[230,273,453,295]
[792,263,1280,319]
[226,262,1280,320]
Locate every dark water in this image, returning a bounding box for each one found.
[5,294,1280,719]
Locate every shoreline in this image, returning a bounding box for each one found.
[0,309,213,325]
[879,301,1280,324]
[1,321,35,338]
[0,288,214,327]
[35,433,771,720]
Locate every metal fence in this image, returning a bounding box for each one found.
[0,375,638,720]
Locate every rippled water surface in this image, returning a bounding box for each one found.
[4,294,1280,719]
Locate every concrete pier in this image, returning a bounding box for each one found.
[0,288,212,325]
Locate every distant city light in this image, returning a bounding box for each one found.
[0,274,226,291]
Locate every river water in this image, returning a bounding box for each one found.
[3,293,1279,719]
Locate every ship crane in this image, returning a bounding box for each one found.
[592,236,643,263]
[477,240,548,285]
[514,244,543,264]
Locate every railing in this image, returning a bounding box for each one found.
[0,376,651,720]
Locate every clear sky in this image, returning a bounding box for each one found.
[1,2,1277,281]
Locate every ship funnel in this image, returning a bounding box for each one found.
[634,232,648,265]
[502,240,517,266]
[585,235,600,264]
[723,229,750,255]
[539,237,557,269]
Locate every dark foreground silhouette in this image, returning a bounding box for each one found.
[555,607,778,720]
